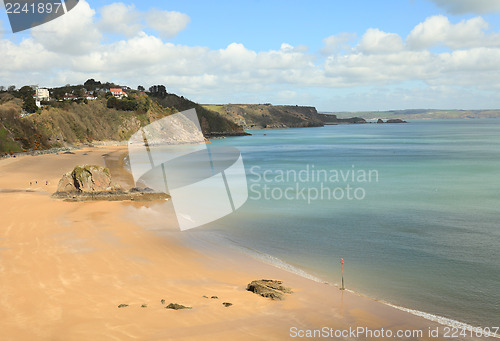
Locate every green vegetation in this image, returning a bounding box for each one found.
[203,104,324,129]
[0,81,247,155]
[149,92,246,136]
[0,93,49,154]
[106,96,139,111]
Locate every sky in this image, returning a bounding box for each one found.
[1,0,500,111]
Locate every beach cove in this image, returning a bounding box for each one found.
[0,145,496,340]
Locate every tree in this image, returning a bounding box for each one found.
[23,96,37,113]
[107,96,118,109]
[0,86,5,92]
[18,85,35,99]
[148,85,167,97]
[137,85,145,92]
[8,85,16,92]
[84,79,102,91]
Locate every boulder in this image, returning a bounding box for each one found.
[56,165,115,193]
[165,303,192,310]
[247,279,292,300]
[57,172,77,192]
[377,119,384,123]
[54,166,171,202]
[72,165,112,192]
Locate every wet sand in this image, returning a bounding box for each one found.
[0,146,493,340]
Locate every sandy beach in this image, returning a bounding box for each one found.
[0,146,494,340]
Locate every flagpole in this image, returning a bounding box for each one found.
[340,258,345,290]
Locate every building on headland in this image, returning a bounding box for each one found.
[110,88,127,99]
[63,93,77,101]
[36,88,50,101]
[34,87,50,107]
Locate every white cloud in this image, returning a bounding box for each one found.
[428,0,500,14]
[145,10,190,39]
[31,0,101,55]
[322,33,356,55]
[0,38,59,72]
[1,4,500,110]
[358,28,404,54]
[407,15,499,49]
[98,3,142,37]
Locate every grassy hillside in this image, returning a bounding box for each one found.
[0,93,51,154]
[0,90,247,155]
[203,104,324,129]
[150,94,247,137]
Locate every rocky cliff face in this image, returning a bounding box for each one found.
[203,104,324,129]
[317,114,367,125]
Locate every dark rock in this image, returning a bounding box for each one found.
[338,117,366,124]
[52,190,170,202]
[377,119,384,123]
[247,279,293,300]
[161,299,165,305]
[130,187,155,193]
[222,302,233,307]
[386,119,407,123]
[165,303,192,310]
[210,296,218,299]
[117,304,129,308]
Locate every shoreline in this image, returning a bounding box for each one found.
[176,227,500,338]
[0,145,496,340]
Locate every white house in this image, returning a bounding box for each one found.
[36,88,50,101]
[110,88,127,99]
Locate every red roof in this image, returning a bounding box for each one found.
[110,88,125,94]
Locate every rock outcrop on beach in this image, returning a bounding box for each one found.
[247,279,293,300]
[57,165,115,193]
[165,303,192,310]
[53,165,170,202]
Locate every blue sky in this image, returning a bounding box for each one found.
[1,0,500,111]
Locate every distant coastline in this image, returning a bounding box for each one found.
[323,109,500,121]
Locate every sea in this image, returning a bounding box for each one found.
[135,118,500,329]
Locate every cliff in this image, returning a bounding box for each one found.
[150,94,248,137]
[317,113,366,125]
[203,104,324,129]
[0,89,246,155]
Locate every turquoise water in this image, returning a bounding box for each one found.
[202,119,500,328]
